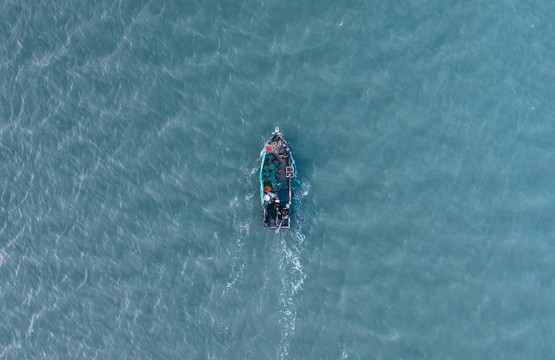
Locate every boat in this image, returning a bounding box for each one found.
[259,126,294,230]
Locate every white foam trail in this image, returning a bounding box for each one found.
[276,234,306,360]
[276,177,310,359]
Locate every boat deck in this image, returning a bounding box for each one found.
[260,130,293,230]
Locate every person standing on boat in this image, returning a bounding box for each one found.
[264,192,277,203]
[281,144,289,158]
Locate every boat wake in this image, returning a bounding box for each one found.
[275,234,304,360]
[227,164,310,359]
[275,177,310,360]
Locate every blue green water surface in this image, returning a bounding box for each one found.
[2,0,555,359]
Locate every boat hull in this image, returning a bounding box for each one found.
[260,127,294,229]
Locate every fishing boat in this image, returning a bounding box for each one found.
[259,126,294,231]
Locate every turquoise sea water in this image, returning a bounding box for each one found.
[2,0,555,358]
